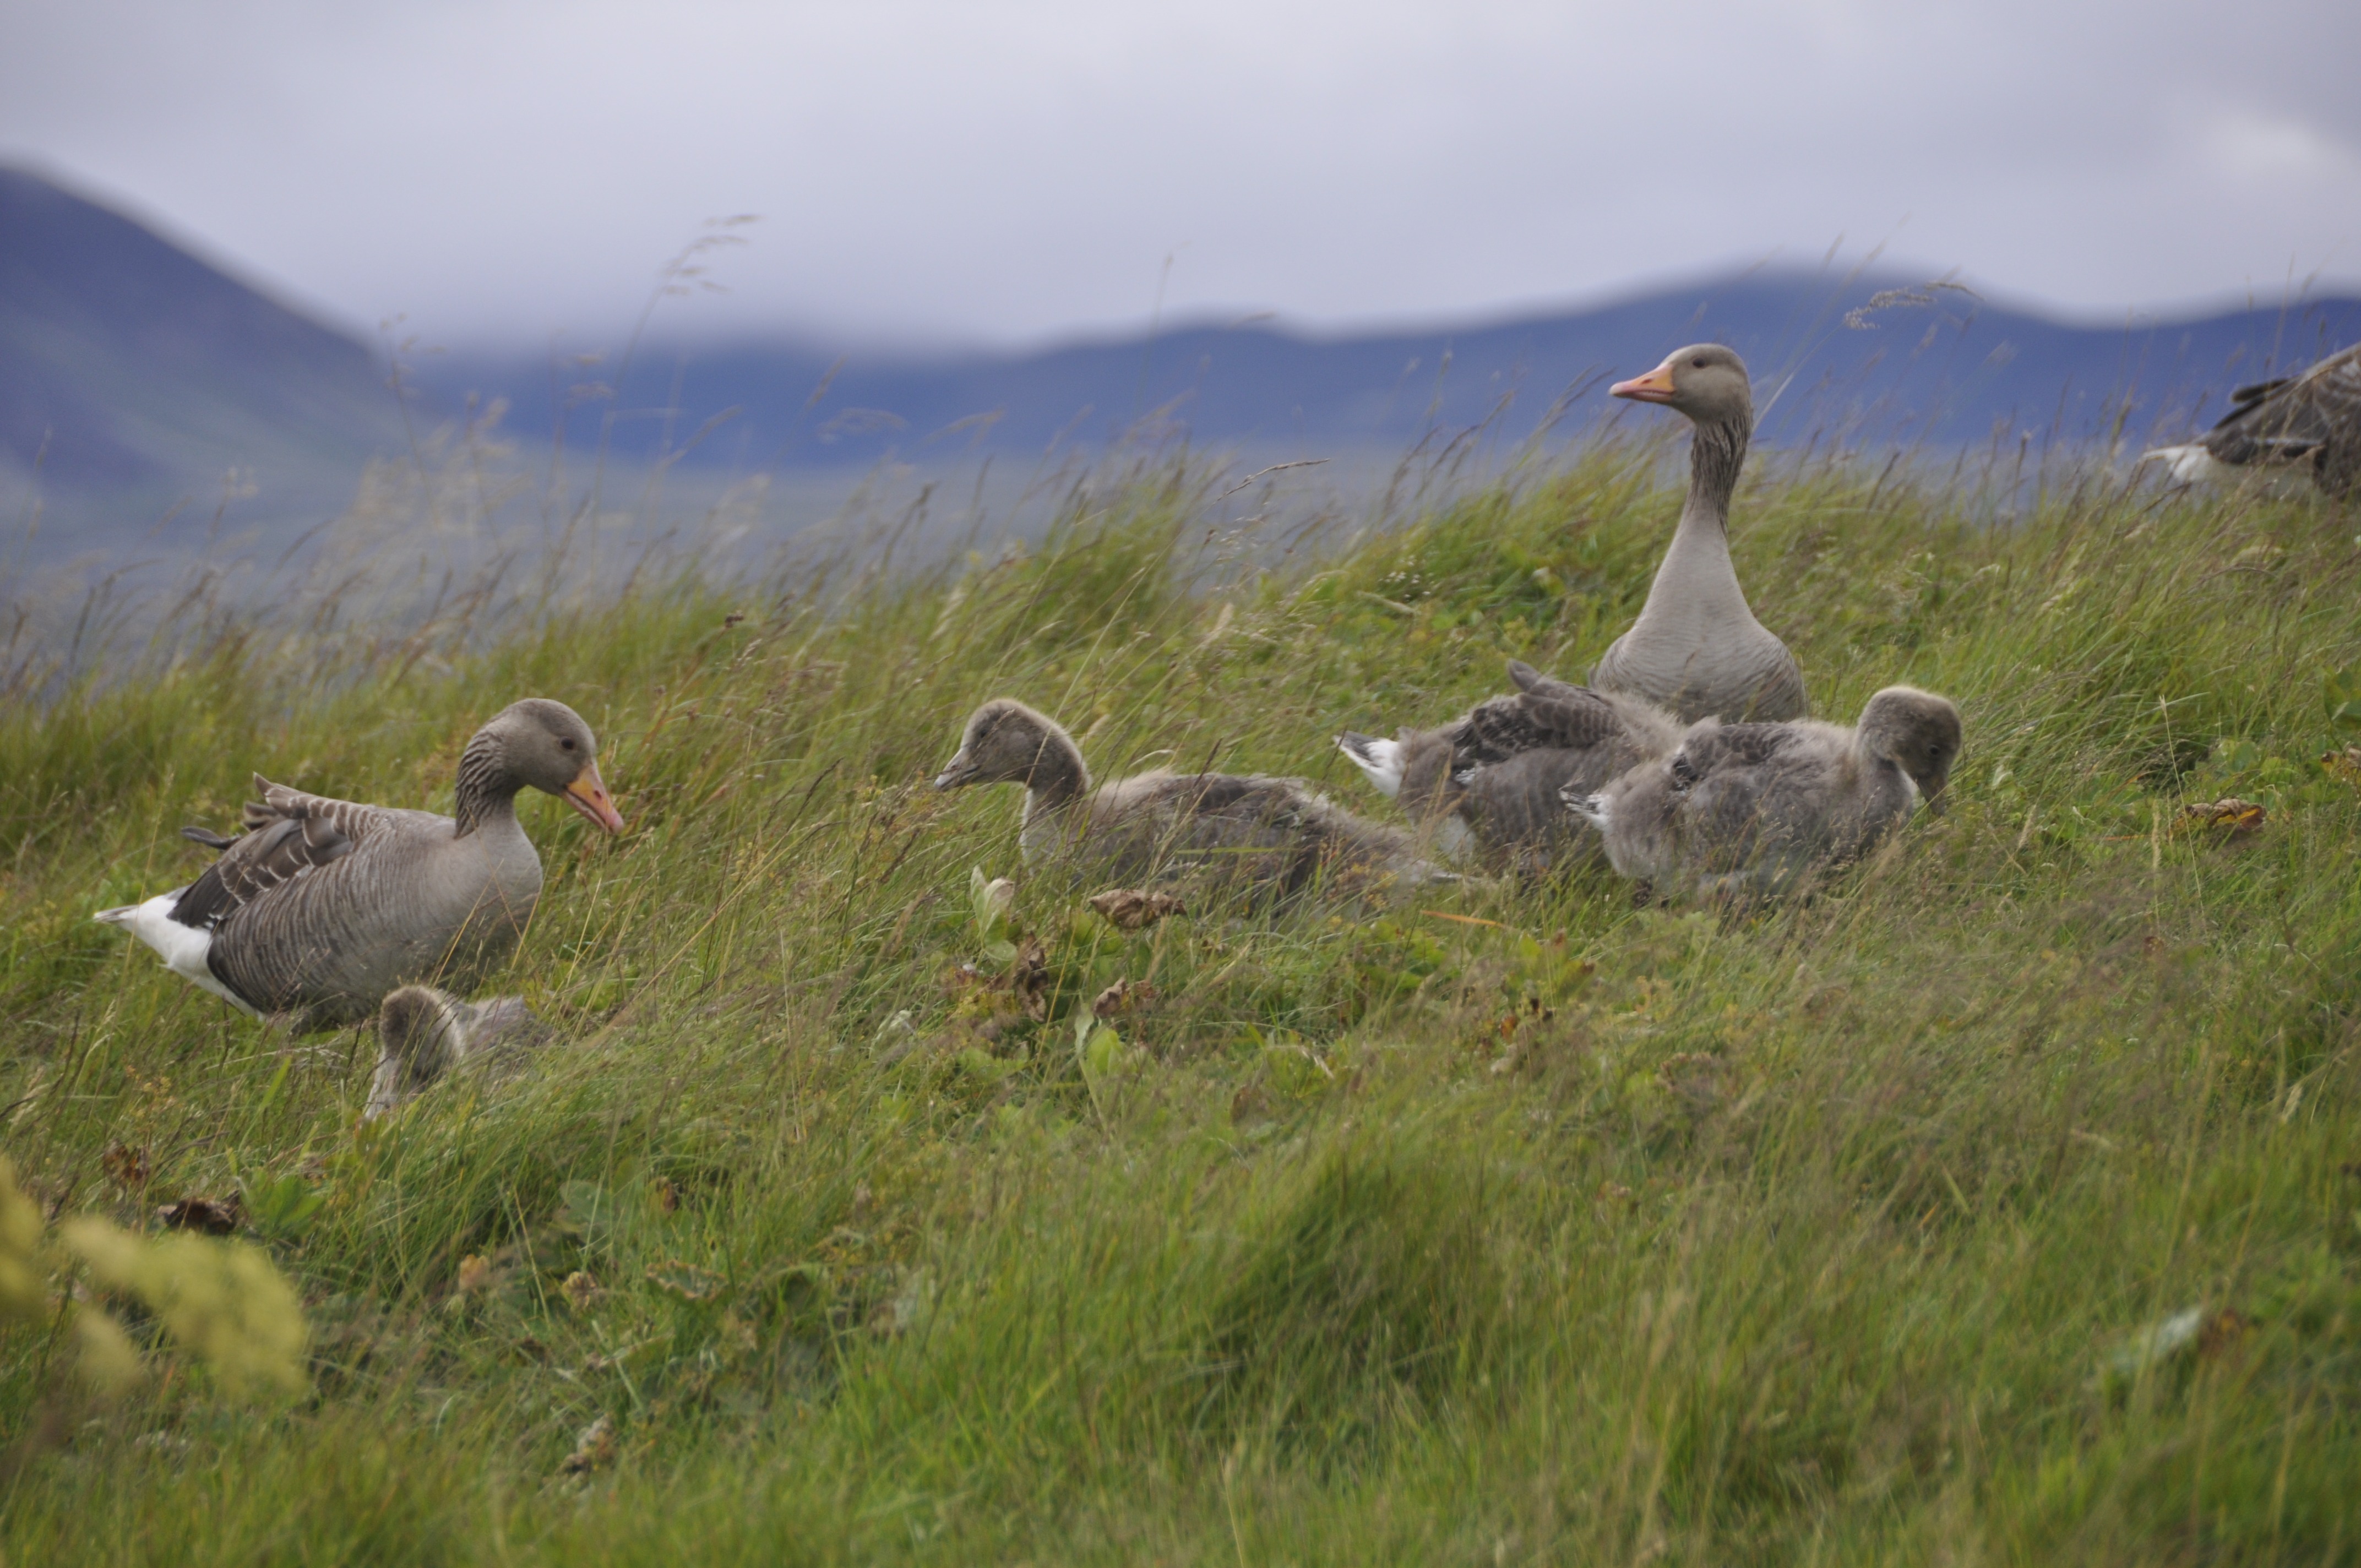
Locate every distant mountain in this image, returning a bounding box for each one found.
[9,157,2360,570]
[0,165,402,521]
[420,279,2361,474]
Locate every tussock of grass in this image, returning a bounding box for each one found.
[3,447,2360,1564]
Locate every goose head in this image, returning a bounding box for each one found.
[1612,344,1753,430]
[933,699,1076,791]
[476,699,624,831]
[1856,687,1962,814]
[367,985,470,1118]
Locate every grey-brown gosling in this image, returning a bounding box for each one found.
[1338,660,1682,872]
[95,699,624,1031]
[1566,686,1961,899]
[934,698,1451,897]
[1593,344,1807,723]
[365,986,553,1119]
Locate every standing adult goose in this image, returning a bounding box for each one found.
[934,698,1450,898]
[1337,660,1683,872]
[1592,344,1807,723]
[1566,687,1960,900]
[94,699,624,1030]
[2142,342,2361,498]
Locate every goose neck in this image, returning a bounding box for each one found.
[1683,416,1749,532]
[1021,732,1091,816]
[453,733,523,839]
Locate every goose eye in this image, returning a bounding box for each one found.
[561,738,576,751]
[1691,357,1707,368]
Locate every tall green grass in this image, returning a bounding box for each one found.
[3,445,2359,1565]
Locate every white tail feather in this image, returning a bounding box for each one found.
[2140,445,2227,485]
[1336,733,1405,799]
[1565,791,1612,832]
[92,890,260,1017]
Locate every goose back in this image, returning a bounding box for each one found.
[1069,769,1440,895]
[1340,661,1682,871]
[2183,344,2361,497]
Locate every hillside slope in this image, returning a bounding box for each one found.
[2,455,2357,1563]
[0,166,404,542]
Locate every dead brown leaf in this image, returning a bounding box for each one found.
[561,1271,603,1311]
[645,1261,726,1303]
[1088,889,1186,932]
[2197,1308,2254,1358]
[1656,1052,1726,1109]
[101,1142,151,1191]
[1091,978,1157,1020]
[1007,937,1051,1021]
[2174,798,2266,836]
[154,1195,241,1235]
[560,1413,617,1475]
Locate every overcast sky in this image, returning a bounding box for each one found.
[5,0,2358,350]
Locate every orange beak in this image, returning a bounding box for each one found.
[563,763,625,834]
[1610,363,1678,404]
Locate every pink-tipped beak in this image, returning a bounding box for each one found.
[563,764,625,834]
[1610,363,1678,404]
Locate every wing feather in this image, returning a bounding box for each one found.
[1669,723,1798,791]
[167,777,389,932]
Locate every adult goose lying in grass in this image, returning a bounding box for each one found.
[1338,660,1682,872]
[1566,686,1960,900]
[2142,342,2360,498]
[934,698,1450,898]
[95,699,624,1031]
[1593,344,1807,723]
[365,986,554,1119]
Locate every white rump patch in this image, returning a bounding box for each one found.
[1565,793,1612,832]
[2140,445,2228,486]
[1336,734,1405,799]
[94,892,260,1017]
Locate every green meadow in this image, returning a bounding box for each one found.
[3,443,2359,1564]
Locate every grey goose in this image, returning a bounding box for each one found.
[365,986,554,1119]
[934,698,1450,898]
[1338,660,1682,872]
[1593,344,1808,723]
[95,699,623,1030]
[1567,686,1960,900]
[2143,342,2361,498]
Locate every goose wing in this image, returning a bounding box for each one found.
[1458,682,1619,769]
[1505,660,1587,701]
[167,776,394,932]
[1166,774,1323,839]
[1668,722,1798,790]
[2205,344,2361,463]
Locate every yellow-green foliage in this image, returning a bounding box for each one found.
[2,449,2360,1565]
[0,1158,307,1399]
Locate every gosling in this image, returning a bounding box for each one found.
[934,698,1451,900]
[1567,686,1961,899]
[365,986,553,1119]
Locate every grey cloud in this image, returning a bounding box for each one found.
[1,0,2354,347]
